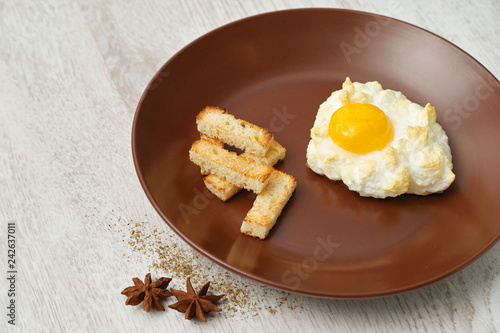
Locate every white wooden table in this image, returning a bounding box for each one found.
[2,0,500,332]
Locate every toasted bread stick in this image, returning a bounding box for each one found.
[196,106,273,157]
[189,139,275,194]
[241,171,297,239]
[202,138,286,201]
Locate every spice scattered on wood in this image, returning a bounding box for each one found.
[108,214,304,319]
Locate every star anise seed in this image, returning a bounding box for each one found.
[168,278,224,321]
[121,273,172,312]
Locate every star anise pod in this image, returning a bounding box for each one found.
[121,273,172,312]
[168,278,224,321]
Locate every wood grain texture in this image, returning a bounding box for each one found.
[1,0,499,332]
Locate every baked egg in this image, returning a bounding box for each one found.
[306,77,455,198]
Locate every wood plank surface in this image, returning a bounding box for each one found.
[1,0,499,332]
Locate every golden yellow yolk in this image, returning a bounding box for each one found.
[328,103,393,154]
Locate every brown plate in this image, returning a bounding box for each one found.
[132,9,500,298]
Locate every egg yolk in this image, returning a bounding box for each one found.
[328,103,393,154]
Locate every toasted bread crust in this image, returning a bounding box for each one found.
[243,140,286,166]
[198,134,224,175]
[203,174,242,202]
[189,139,275,194]
[200,133,224,147]
[202,137,287,201]
[240,171,297,239]
[196,106,273,157]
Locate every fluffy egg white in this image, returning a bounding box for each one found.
[306,77,455,198]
